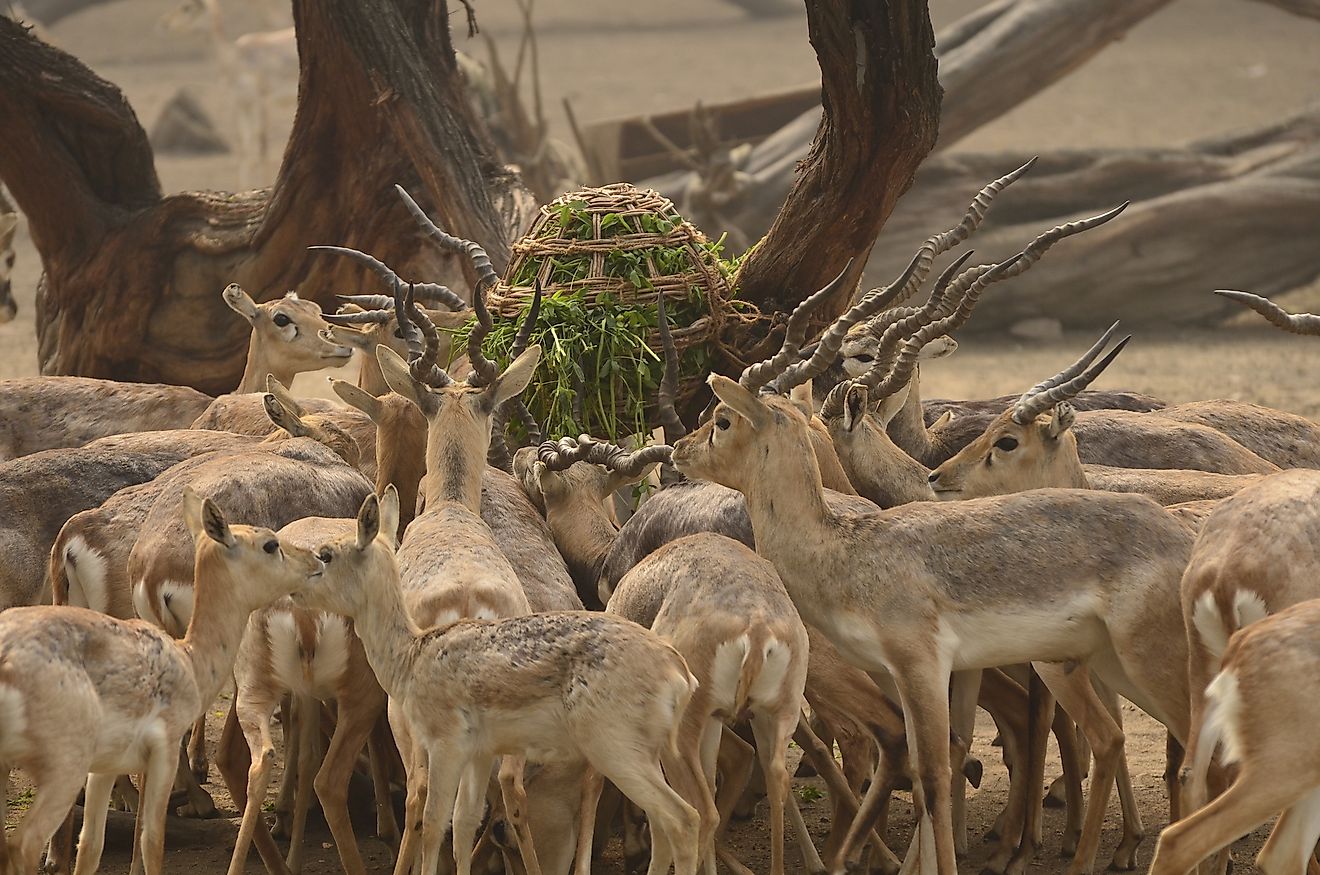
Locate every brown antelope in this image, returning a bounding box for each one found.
[926,326,1265,506]
[1169,291,1320,848]
[294,489,707,875]
[0,491,323,875]
[1150,598,1320,875]
[670,211,1202,875]
[606,532,815,875]
[0,441,243,612]
[219,512,400,875]
[221,283,354,392]
[0,377,212,462]
[1,187,17,323]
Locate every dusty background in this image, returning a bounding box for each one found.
[3,0,1320,871]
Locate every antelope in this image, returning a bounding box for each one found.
[925,326,1265,506]
[219,512,400,875]
[670,213,1202,875]
[222,283,354,392]
[1150,598,1320,875]
[0,377,213,462]
[605,531,815,875]
[296,488,708,875]
[0,490,323,875]
[0,441,244,611]
[1154,291,1320,871]
[1,186,17,323]
[316,246,473,397]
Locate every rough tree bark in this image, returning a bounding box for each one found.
[0,2,528,393]
[861,107,1320,330]
[652,0,1175,243]
[730,0,942,322]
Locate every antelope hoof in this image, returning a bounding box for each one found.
[1108,836,1142,871]
[1043,775,1068,809]
[963,756,984,789]
[1060,828,1080,858]
[174,794,219,819]
[795,757,820,778]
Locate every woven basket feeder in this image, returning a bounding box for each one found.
[488,183,738,431]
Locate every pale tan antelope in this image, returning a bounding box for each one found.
[671,230,1200,875]
[926,326,1265,506]
[296,488,706,875]
[606,532,814,875]
[222,283,354,392]
[0,441,241,612]
[0,377,212,462]
[1151,599,1320,875]
[219,512,399,875]
[0,186,18,323]
[0,491,323,875]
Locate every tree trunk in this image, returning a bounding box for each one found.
[730,0,941,324]
[862,107,1320,330]
[0,1,529,393]
[651,0,1173,248]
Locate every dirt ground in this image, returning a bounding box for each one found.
[4,0,1320,871]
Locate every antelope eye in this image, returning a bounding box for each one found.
[272,313,292,328]
[318,548,333,564]
[393,328,405,339]
[994,437,1019,452]
[853,354,874,363]
[263,540,279,554]
[715,416,731,431]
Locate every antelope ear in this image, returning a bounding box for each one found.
[264,375,305,416]
[222,283,260,324]
[263,393,308,437]
[184,488,235,547]
[872,382,910,428]
[376,345,427,411]
[842,384,868,433]
[932,410,955,429]
[356,492,381,550]
[332,380,383,422]
[378,485,401,548]
[919,336,959,361]
[789,380,815,417]
[1047,402,1077,439]
[491,345,542,408]
[707,375,771,429]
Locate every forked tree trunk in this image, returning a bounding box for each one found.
[732,0,941,323]
[0,2,529,393]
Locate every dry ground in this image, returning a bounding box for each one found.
[3,0,1320,871]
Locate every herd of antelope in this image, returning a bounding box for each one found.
[2,165,1320,875]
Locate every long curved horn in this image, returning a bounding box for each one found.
[324,310,393,326]
[465,271,500,387]
[655,290,686,443]
[1017,321,1120,403]
[401,286,454,388]
[869,251,977,372]
[770,253,927,394]
[537,435,674,478]
[337,294,396,310]
[1215,289,1320,336]
[497,280,545,449]
[885,157,1037,307]
[740,259,855,392]
[1012,329,1131,424]
[310,245,467,312]
[395,185,501,294]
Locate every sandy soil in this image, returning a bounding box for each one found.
[4,0,1320,871]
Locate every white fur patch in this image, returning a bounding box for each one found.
[747,639,793,707]
[0,683,28,758]
[311,614,352,693]
[1192,591,1229,658]
[64,536,108,613]
[156,581,195,637]
[1233,590,1268,632]
[710,635,751,713]
[267,610,302,693]
[132,578,158,627]
[1203,669,1243,766]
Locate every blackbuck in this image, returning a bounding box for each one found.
[222,283,353,392]
[926,326,1265,506]
[1151,599,1320,875]
[219,512,399,875]
[0,377,212,462]
[671,204,1201,875]
[296,489,708,875]
[0,491,323,875]
[1154,290,1320,874]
